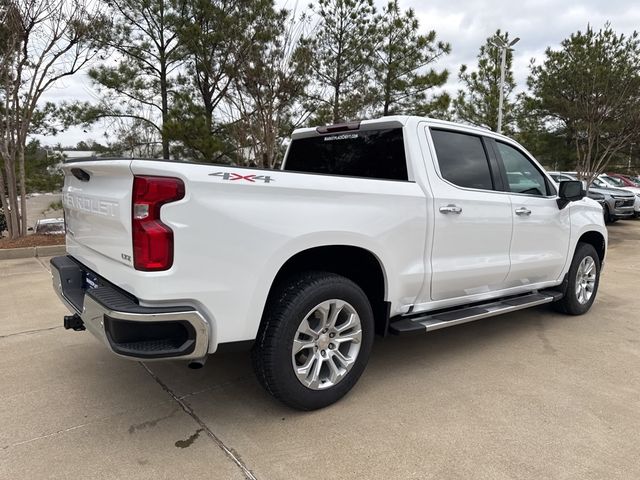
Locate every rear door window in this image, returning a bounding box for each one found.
[284,128,408,181]
[430,129,494,191]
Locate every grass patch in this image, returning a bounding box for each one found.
[47,200,63,211]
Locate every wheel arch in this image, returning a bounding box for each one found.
[554,229,605,315]
[578,230,606,264]
[264,245,390,336]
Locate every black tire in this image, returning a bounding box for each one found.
[553,243,601,315]
[251,271,374,410]
[603,205,612,223]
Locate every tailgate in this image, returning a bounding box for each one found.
[62,160,134,266]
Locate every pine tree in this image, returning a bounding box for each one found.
[527,24,640,182]
[306,0,377,124]
[87,0,183,159]
[372,0,450,116]
[166,0,279,161]
[453,30,517,133]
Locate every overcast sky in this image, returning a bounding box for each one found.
[36,0,640,147]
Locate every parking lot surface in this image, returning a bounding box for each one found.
[1,222,639,479]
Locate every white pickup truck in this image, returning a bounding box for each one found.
[52,116,607,410]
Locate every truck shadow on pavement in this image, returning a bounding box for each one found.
[142,303,573,415]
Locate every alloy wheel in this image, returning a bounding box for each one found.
[575,256,596,304]
[291,299,362,390]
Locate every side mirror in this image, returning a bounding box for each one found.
[557,180,585,209]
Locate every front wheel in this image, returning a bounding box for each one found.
[252,272,374,410]
[554,243,601,315]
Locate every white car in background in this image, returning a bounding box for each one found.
[34,218,65,235]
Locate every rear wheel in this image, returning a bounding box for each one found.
[554,243,601,315]
[252,272,374,410]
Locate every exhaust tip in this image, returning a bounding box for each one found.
[188,359,206,370]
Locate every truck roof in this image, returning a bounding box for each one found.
[291,116,500,141]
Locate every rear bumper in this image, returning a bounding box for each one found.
[51,256,209,361]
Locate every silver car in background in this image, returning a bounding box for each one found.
[597,174,640,216]
[549,172,635,223]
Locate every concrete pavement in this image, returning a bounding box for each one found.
[1,223,639,479]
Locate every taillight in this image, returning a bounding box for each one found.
[132,175,185,271]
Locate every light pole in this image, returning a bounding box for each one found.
[489,36,519,134]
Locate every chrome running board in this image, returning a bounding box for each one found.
[389,291,563,335]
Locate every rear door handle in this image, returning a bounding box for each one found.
[439,204,462,214]
[515,207,531,216]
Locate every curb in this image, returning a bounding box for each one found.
[35,245,67,257]
[0,245,66,260]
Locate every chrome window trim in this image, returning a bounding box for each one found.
[425,125,557,200]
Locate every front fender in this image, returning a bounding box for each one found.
[563,200,608,277]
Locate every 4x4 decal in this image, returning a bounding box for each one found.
[209,172,274,183]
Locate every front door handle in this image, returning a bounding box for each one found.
[515,207,532,216]
[439,204,462,214]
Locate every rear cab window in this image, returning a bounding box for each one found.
[283,128,408,181]
[430,129,495,191]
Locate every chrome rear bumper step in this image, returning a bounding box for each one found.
[389,291,563,335]
[51,255,210,361]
